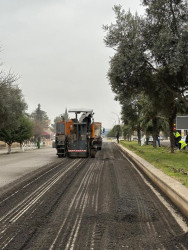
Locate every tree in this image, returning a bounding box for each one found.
[31,104,49,142]
[107,125,122,138]
[122,124,133,141]
[103,7,153,98]
[142,0,188,107]
[0,116,33,153]
[0,76,27,153]
[0,53,28,152]
[0,128,17,154]
[103,6,162,145]
[139,95,170,147]
[103,3,188,152]
[120,95,142,144]
[0,70,18,123]
[142,0,188,151]
[31,104,49,124]
[15,116,33,149]
[0,77,27,130]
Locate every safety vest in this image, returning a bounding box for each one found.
[173,132,181,138]
[179,140,187,150]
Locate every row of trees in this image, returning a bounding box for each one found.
[0,63,52,153]
[0,67,69,153]
[0,70,30,153]
[104,0,188,152]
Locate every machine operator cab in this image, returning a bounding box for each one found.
[68,109,96,158]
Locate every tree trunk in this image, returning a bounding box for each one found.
[20,143,24,151]
[145,131,149,145]
[137,125,141,145]
[152,117,158,148]
[169,115,175,153]
[168,104,177,153]
[7,144,11,154]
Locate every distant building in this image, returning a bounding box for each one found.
[42,128,54,140]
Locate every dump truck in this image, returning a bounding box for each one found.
[55,109,98,158]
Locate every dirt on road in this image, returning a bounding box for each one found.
[0,142,187,249]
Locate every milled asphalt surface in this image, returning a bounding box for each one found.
[117,143,188,219]
[0,141,188,219]
[1,142,187,249]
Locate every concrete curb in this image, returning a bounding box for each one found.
[117,143,188,219]
[0,146,49,155]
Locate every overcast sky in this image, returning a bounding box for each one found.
[0,0,144,128]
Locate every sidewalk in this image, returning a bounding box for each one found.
[0,147,57,190]
[0,145,43,155]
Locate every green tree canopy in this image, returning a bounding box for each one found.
[0,74,27,130]
[15,116,33,145]
[142,0,188,106]
[0,115,33,153]
[31,104,49,141]
[107,125,122,137]
[0,63,28,153]
[103,1,188,152]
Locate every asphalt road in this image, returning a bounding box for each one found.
[0,147,58,189]
[0,142,187,249]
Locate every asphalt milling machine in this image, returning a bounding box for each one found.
[55,109,102,158]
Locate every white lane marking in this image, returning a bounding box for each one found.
[62,165,95,248]
[68,168,96,249]
[0,158,68,205]
[95,160,103,212]
[69,194,89,250]
[49,161,96,250]
[90,226,96,250]
[67,161,104,250]
[65,192,89,250]
[1,235,15,250]
[0,159,82,248]
[0,159,79,224]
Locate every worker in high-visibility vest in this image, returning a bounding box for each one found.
[173,131,187,149]
[178,140,187,150]
[173,131,181,148]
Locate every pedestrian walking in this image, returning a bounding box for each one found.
[157,135,161,147]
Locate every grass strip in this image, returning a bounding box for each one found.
[120,140,188,188]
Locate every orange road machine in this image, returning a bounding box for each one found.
[55,109,99,158]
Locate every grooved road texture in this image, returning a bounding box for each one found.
[0,142,187,249]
